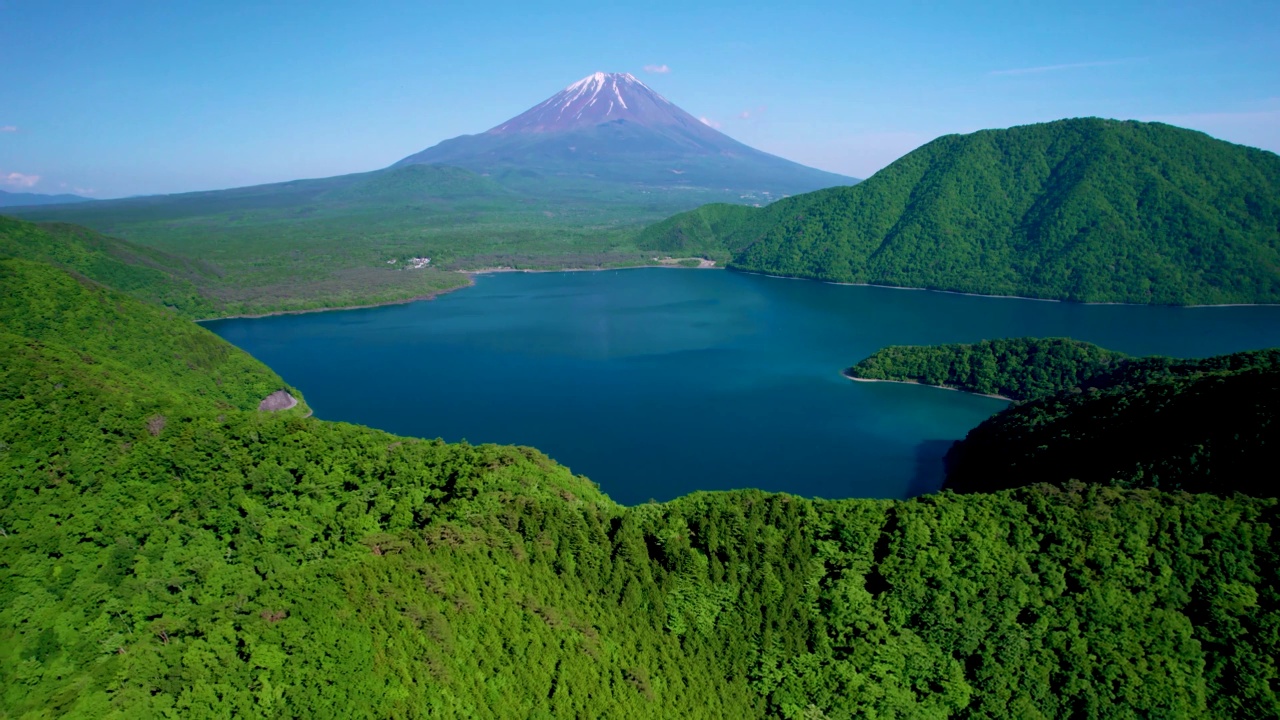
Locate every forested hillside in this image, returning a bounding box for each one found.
[633,202,759,263]
[0,215,222,317]
[945,347,1280,495]
[641,118,1280,304]
[0,207,470,319]
[2,258,1278,717]
[0,257,296,414]
[847,337,1130,401]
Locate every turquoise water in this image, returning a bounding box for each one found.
[206,269,1280,505]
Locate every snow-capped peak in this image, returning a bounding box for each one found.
[487,71,701,135]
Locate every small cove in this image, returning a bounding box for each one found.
[207,269,1280,505]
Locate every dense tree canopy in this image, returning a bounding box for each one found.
[945,347,1280,496]
[847,337,1130,401]
[641,118,1280,304]
[0,215,221,318]
[2,251,1278,716]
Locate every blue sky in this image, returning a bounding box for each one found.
[2,0,1278,197]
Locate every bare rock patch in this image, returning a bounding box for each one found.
[258,390,297,412]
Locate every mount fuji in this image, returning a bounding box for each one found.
[397,72,856,196]
[12,72,857,276]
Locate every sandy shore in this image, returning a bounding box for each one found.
[844,372,1012,402]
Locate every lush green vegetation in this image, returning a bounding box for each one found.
[0,212,470,319]
[0,216,221,318]
[946,348,1280,495]
[0,257,303,416]
[642,118,1280,304]
[848,337,1131,401]
[634,202,759,264]
[16,118,1280,316]
[850,336,1280,496]
[8,164,772,317]
[3,255,1279,716]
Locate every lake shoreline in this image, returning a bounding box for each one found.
[736,270,1280,307]
[462,260,722,275]
[843,371,1013,402]
[207,267,1280,504]
[199,264,1279,323]
[197,263,722,322]
[195,277,476,322]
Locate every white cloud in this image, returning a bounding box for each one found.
[699,116,722,129]
[643,64,670,74]
[737,105,766,120]
[0,126,17,133]
[2,172,40,188]
[989,58,1143,76]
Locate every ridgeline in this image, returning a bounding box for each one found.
[640,118,1280,304]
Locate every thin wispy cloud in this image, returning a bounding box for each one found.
[2,172,41,188]
[643,64,670,74]
[0,126,17,133]
[989,58,1144,76]
[738,105,766,120]
[699,116,721,129]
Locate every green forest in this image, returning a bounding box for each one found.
[846,337,1131,401]
[15,118,1280,313]
[6,164,739,318]
[641,118,1280,304]
[847,336,1280,497]
[2,219,1279,717]
[944,345,1280,496]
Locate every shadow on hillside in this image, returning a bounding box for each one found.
[906,439,955,497]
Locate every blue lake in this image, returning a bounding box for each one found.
[207,269,1280,505]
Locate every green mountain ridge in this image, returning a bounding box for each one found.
[641,118,1280,304]
[0,189,93,208]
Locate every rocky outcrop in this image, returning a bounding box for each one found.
[258,390,297,412]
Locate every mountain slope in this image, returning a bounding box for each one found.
[642,118,1280,304]
[397,72,856,196]
[0,189,92,208]
[0,257,297,415]
[9,73,857,312]
[0,215,222,317]
[943,347,1280,494]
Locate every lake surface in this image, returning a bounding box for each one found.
[207,269,1280,505]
